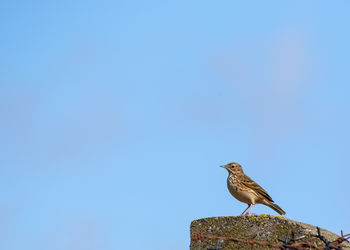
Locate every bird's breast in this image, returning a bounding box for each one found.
[227,176,259,204]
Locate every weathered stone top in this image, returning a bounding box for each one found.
[190,214,349,249]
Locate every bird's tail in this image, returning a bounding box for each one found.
[266,202,286,215]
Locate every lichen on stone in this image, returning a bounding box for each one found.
[190,214,349,250]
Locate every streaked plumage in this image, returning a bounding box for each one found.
[221,162,285,216]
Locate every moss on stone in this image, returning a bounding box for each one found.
[190,215,349,249]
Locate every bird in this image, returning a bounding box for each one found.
[221,162,285,216]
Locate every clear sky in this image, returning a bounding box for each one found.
[1,1,349,249]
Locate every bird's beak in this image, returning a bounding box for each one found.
[220,165,226,168]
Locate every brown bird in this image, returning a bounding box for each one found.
[221,162,285,216]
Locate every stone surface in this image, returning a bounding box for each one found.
[190,214,349,249]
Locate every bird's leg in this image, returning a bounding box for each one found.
[244,204,255,216]
[240,204,251,216]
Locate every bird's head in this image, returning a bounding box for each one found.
[220,162,243,174]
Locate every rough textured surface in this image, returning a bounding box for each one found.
[190,214,349,249]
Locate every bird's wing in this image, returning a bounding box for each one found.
[240,174,274,202]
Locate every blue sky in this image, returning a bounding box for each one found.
[1,1,349,249]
